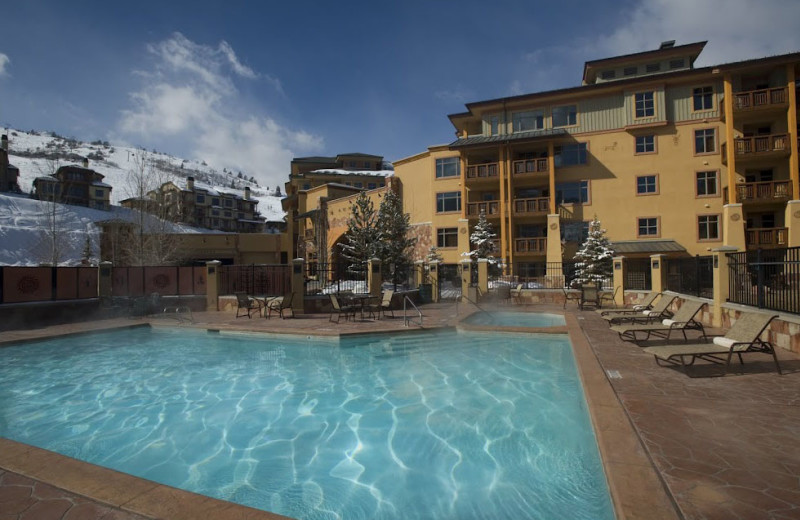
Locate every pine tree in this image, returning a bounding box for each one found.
[426,246,444,263]
[81,235,93,265]
[376,189,415,287]
[463,211,497,263]
[571,216,614,287]
[338,191,379,275]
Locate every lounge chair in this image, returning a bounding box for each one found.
[610,299,706,342]
[600,294,676,325]
[510,284,524,304]
[643,312,781,375]
[266,292,293,319]
[329,294,355,323]
[235,292,264,318]
[596,291,659,316]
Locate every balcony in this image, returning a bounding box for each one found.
[512,158,548,176]
[513,197,550,216]
[723,180,792,204]
[514,237,547,255]
[466,163,499,181]
[466,201,500,218]
[304,228,315,239]
[721,134,789,164]
[746,227,788,250]
[733,87,788,112]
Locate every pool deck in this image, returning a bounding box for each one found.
[0,302,798,520]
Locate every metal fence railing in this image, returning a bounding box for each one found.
[728,247,800,314]
[665,255,714,299]
[624,258,652,291]
[304,262,369,295]
[437,264,462,301]
[489,261,610,290]
[219,264,290,297]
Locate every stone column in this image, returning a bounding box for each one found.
[786,200,800,248]
[98,261,112,299]
[205,260,221,311]
[429,261,440,303]
[367,257,382,298]
[612,256,626,307]
[722,203,746,250]
[414,260,424,288]
[711,246,738,328]
[650,254,667,294]
[477,258,489,298]
[291,258,305,316]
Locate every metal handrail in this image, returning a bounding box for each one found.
[403,295,423,327]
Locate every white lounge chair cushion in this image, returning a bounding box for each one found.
[633,305,646,311]
[713,336,737,349]
[662,319,675,326]
[643,309,658,316]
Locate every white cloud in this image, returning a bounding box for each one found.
[435,85,473,104]
[118,33,321,187]
[0,53,10,77]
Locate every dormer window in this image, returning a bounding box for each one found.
[669,58,685,69]
[512,110,544,132]
[600,70,616,80]
[623,66,637,76]
[645,63,661,73]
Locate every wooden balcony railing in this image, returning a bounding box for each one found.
[513,197,550,215]
[514,237,547,254]
[725,180,792,203]
[466,163,499,179]
[745,227,788,249]
[466,201,500,217]
[512,158,548,175]
[721,134,788,162]
[733,87,788,111]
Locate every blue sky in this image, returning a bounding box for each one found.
[1,0,799,189]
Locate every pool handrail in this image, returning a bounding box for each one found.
[403,295,423,327]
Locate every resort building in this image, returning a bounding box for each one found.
[0,135,21,193]
[32,158,112,211]
[122,176,266,233]
[282,153,393,264]
[393,40,800,272]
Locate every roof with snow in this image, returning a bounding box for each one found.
[309,168,394,178]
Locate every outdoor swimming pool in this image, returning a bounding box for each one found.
[461,311,566,328]
[0,327,613,520]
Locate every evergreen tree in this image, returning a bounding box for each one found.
[426,246,444,263]
[338,191,379,275]
[81,235,93,265]
[376,189,415,287]
[463,211,497,263]
[571,216,614,287]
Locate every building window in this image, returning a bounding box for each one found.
[436,191,462,213]
[435,157,461,178]
[645,63,661,73]
[552,105,577,127]
[698,215,720,240]
[225,199,233,207]
[693,86,714,111]
[367,182,377,189]
[555,181,589,204]
[638,217,659,237]
[554,143,588,167]
[669,59,685,69]
[636,175,658,195]
[695,128,716,154]
[94,189,104,198]
[561,221,589,243]
[696,171,719,197]
[349,161,356,167]
[635,92,655,118]
[364,161,372,168]
[212,197,220,206]
[623,66,637,76]
[354,182,363,188]
[635,135,656,154]
[437,228,459,248]
[196,195,205,203]
[512,110,544,132]
[490,116,499,136]
[600,70,616,80]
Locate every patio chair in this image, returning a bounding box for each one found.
[266,292,294,319]
[579,283,600,310]
[366,289,395,319]
[235,292,264,318]
[600,294,676,325]
[510,284,524,304]
[563,287,581,309]
[610,299,707,342]
[329,294,355,323]
[495,285,511,304]
[596,291,659,316]
[598,286,619,309]
[642,313,782,375]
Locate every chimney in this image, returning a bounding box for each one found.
[187,176,195,191]
[1,134,7,151]
[244,186,251,200]
[82,157,89,168]
[659,40,675,49]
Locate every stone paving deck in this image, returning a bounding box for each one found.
[0,302,798,519]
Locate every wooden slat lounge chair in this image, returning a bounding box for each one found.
[596,291,659,316]
[610,299,706,342]
[600,294,676,325]
[329,294,355,323]
[235,292,264,318]
[643,313,781,375]
[266,292,293,319]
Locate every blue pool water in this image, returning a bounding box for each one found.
[462,311,566,328]
[0,328,613,520]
